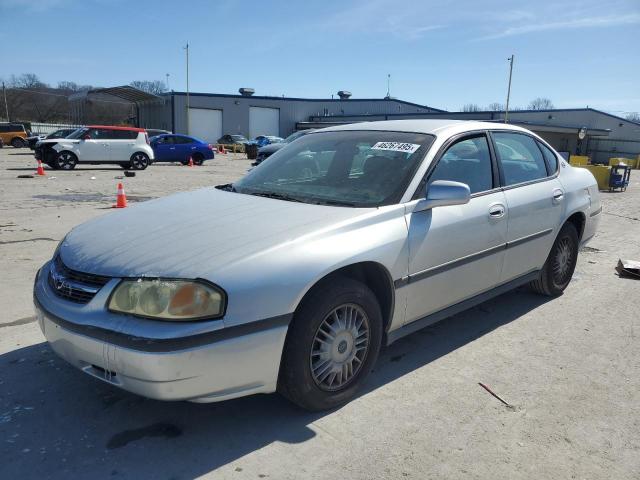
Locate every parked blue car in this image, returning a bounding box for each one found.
[251,135,284,148]
[150,134,215,165]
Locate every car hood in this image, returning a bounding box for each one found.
[59,187,374,279]
[258,143,285,154]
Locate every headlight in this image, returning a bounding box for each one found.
[108,279,225,321]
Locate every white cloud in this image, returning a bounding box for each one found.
[480,12,640,40]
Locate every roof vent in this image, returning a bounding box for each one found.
[337,90,352,100]
[239,87,255,96]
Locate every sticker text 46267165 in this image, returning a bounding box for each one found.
[370,142,421,154]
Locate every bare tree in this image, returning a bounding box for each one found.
[487,102,504,111]
[528,97,554,110]
[624,112,640,122]
[9,73,48,89]
[130,80,167,95]
[57,81,93,92]
[462,103,482,112]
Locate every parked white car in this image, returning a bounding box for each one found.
[33,120,600,411]
[35,125,154,170]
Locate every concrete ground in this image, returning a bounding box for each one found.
[0,147,639,480]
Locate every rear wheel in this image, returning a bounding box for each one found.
[530,222,579,296]
[11,137,25,148]
[129,152,149,170]
[53,151,77,170]
[278,276,382,411]
[192,153,204,166]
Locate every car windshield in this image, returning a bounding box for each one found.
[233,130,434,207]
[67,128,89,139]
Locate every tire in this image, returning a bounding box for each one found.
[129,152,149,170]
[278,276,383,411]
[11,137,25,148]
[530,222,579,296]
[192,153,204,166]
[53,151,78,170]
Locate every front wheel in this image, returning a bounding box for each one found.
[530,222,579,296]
[129,152,149,170]
[278,276,382,411]
[54,151,78,170]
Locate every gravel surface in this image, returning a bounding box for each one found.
[1,148,639,479]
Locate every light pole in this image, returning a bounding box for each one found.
[2,82,9,121]
[165,73,170,91]
[184,43,190,134]
[504,54,514,123]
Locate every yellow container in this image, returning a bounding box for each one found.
[610,157,638,168]
[569,155,590,166]
[575,164,611,190]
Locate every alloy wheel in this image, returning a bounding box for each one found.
[552,237,573,285]
[131,153,148,169]
[310,303,370,391]
[58,152,76,170]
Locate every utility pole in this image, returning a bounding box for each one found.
[385,74,391,99]
[184,43,190,134]
[165,73,170,91]
[2,82,9,121]
[504,54,514,123]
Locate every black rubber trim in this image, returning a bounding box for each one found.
[386,270,540,345]
[589,206,602,217]
[506,228,553,248]
[394,229,552,287]
[35,295,292,353]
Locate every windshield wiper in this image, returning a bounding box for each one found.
[248,191,304,203]
[309,198,358,207]
[216,183,237,192]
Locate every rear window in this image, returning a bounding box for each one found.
[493,132,549,186]
[537,141,558,174]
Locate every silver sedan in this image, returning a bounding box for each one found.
[33,120,600,411]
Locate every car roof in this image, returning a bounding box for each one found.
[87,125,146,132]
[318,119,532,136]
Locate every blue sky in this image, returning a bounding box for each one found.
[1,0,639,114]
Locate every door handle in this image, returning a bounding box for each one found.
[488,204,506,218]
[553,189,564,203]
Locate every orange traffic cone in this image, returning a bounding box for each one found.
[36,159,46,176]
[113,182,127,208]
[188,156,194,167]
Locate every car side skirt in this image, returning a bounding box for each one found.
[386,270,540,345]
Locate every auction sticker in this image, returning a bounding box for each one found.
[371,142,421,154]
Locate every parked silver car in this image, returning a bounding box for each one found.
[34,120,600,411]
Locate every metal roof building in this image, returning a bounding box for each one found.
[135,89,640,163]
[137,90,444,143]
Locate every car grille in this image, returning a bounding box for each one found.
[48,255,111,304]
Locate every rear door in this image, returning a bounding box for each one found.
[404,132,508,322]
[107,129,137,162]
[173,136,196,161]
[491,131,564,282]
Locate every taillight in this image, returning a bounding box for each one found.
[208,144,214,150]
[145,133,150,145]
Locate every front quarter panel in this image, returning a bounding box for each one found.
[213,205,410,331]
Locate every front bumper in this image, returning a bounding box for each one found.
[34,263,290,403]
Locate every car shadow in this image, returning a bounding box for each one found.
[6,167,127,172]
[6,152,35,156]
[0,287,550,479]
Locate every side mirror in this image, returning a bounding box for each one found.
[415,180,470,212]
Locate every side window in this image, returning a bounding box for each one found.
[493,132,548,186]
[175,136,192,144]
[537,141,558,174]
[428,135,493,194]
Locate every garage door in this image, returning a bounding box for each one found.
[188,108,222,144]
[249,107,279,138]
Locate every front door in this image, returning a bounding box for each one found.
[153,136,175,161]
[404,133,508,323]
[491,131,564,282]
[77,128,109,161]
